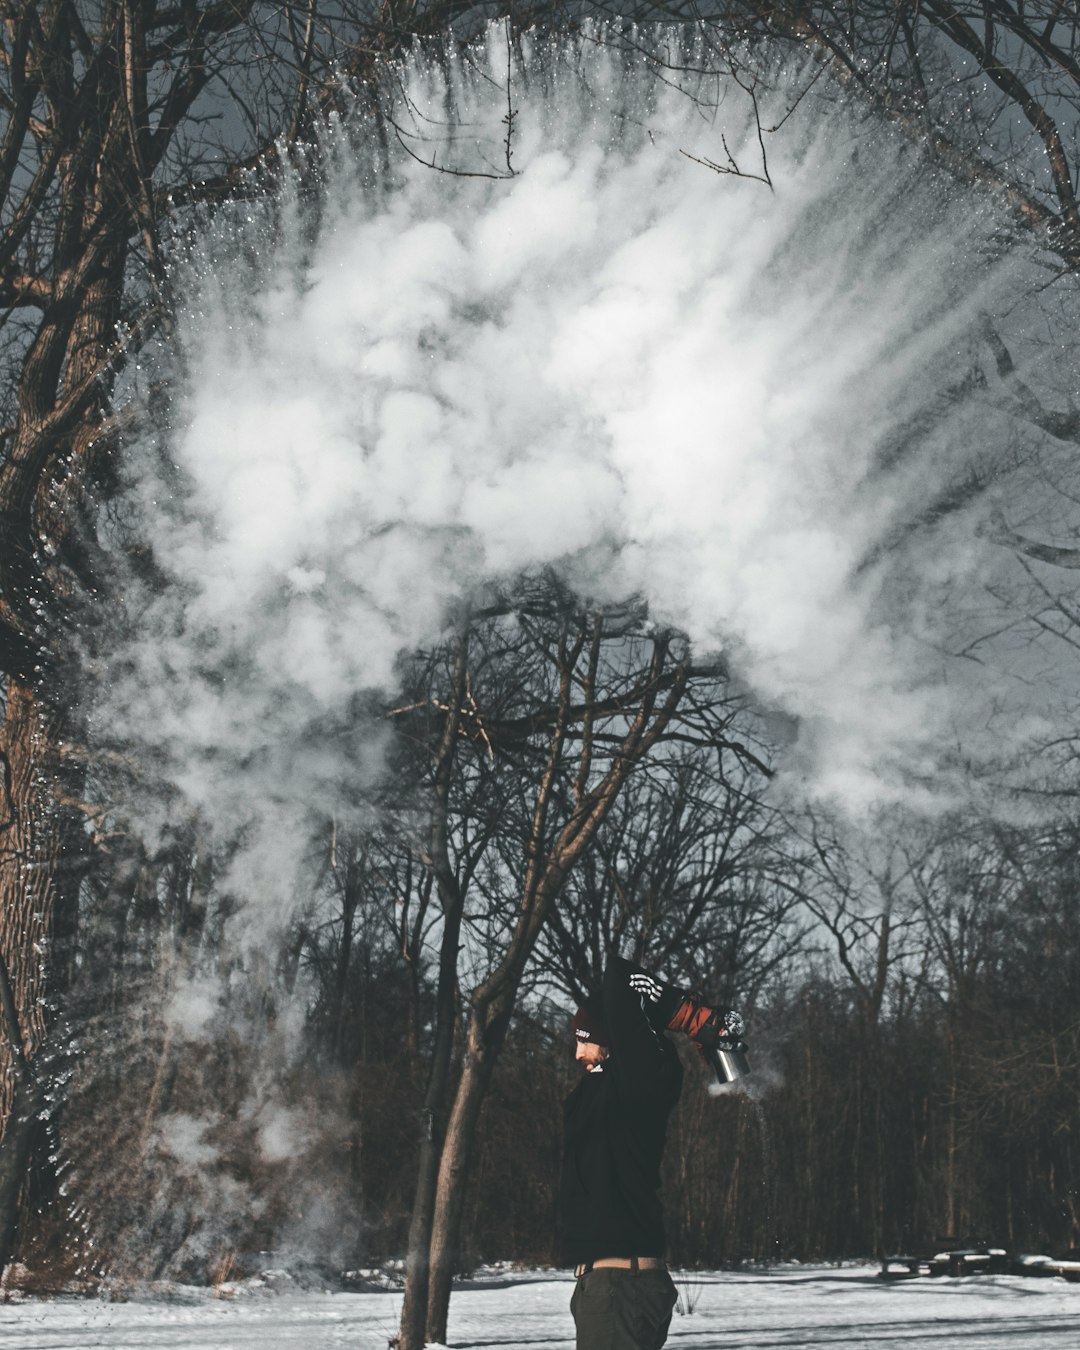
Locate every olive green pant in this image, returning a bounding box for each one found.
[570,1268,678,1350]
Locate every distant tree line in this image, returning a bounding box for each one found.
[21,779,1079,1290]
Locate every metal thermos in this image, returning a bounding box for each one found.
[713,1038,752,1083]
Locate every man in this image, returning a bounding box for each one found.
[559,953,739,1350]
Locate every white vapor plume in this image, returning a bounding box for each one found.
[97,25,1077,905]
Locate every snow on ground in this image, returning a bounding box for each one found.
[3,1265,1080,1349]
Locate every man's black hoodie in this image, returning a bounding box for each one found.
[558,955,683,1266]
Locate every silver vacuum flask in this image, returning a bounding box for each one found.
[713,1038,752,1083]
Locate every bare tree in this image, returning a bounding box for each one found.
[0,0,379,1273]
[538,743,801,1007]
[687,1,1080,265]
[373,580,738,1348]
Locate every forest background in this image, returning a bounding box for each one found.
[2,5,1080,1350]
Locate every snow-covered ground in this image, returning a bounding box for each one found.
[3,1265,1080,1349]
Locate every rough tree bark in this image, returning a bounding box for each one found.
[398,634,471,1350]
[0,237,126,1260]
[0,0,262,1273]
[0,685,58,1270]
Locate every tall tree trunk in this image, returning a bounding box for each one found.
[0,220,124,1272]
[0,934,44,1274]
[0,679,74,1267]
[397,636,469,1350]
[397,905,465,1350]
[425,1001,507,1339]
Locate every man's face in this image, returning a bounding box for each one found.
[575,1039,609,1068]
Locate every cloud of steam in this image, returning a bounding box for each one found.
[97,25,1075,910]
[157,1114,220,1169]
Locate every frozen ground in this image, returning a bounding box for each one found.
[3,1264,1080,1349]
